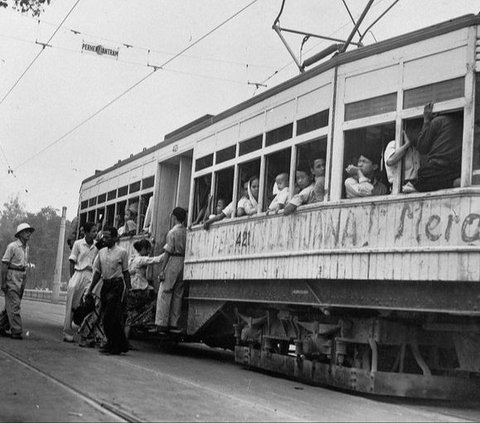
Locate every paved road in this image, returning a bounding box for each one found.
[1,298,480,422]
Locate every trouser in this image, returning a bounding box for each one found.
[0,269,26,335]
[155,257,184,328]
[63,269,93,337]
[412,160,460,192]
[101,278,128,353]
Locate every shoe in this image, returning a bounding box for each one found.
[79,340,95,348]
[150,325,168,335]
[402,182,418,193]
[10,333,23,340]
[169,327,184,335]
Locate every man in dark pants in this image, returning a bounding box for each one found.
[403,102,463,193]
[86,226,131,354]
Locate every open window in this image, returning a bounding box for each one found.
[214,166,234,218]
[116,200,127,230]
[343,123,394,198]
[139,192,153,233]
[192,174,211,225]
[263,148,291,211]
[106,203,116,227]
[237,159,261,216]
[96,207,105,230]
[296,137,327,201]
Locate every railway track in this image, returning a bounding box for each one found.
[0,347,143,422]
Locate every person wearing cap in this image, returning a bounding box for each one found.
[155,207,187,334]
[344,150,388,199]
[0,223,35,339]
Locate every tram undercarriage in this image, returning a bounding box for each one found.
[187,279,480,400]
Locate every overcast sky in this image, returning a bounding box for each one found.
[0,0,478,220]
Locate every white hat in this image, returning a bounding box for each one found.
[15,223,35,238]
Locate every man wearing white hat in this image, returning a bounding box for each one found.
[0,223,35,339]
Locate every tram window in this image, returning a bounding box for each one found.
[401,110,463,192]
[296,137,327,203]
[216,145,236,164]
[96,207,105,230]
[107,189,117,201]
[97,193,106,204]
[106,203,116,227]
[343,123,394,198]
[123,197,139,236]
[80,200,88,210]
[297,110,329,136]
[403,78,465,110]
[79,213,87,231]
[87,209,95,223]
[473,73,480,185]
[195,154,213,172]
[142,175,154,190]
[118,185,128,197]
[129,181,141,194]
[263,148,291,211]
[139,192,153,233]
[266,123,293,147]
[115,200,127,230]
[88,197,97,207]
[239,135,262,156]
[345,93,396,121]
[192,174,212,225]
[214,166,234,218]
[237,159,260,217]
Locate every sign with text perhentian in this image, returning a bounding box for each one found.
[81,41,119,60]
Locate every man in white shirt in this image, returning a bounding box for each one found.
[63,221,98,342]
[0,223,34,339]
[344,151,388,198]
[384,130,420,189]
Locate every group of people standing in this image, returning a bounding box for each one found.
[0,207,187,356]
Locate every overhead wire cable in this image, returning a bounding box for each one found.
[255,0,391,93]
[0,0,82,106]
[0,8,273,70]
[14,0,259,170]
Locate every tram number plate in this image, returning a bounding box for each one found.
[235,230,251,247]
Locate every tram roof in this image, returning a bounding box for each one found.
[82,13,480,186]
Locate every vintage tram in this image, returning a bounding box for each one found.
[78,14,480,399]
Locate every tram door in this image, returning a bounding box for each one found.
[150,152,192,288]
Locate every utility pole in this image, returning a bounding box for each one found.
[52,206,67,303]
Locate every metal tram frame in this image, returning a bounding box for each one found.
[78,14,480,399]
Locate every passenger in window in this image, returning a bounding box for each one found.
[237,176,259,216]
[208,198,227,220]
[236,180,250,217]
[267,173,289,214]
[284,164,317,215]
[403,102,462,193]
[121,204,137,237]
[344,151,387,198]
[203,198,235,230]
[311,158,326,202]
[384,130,421,190]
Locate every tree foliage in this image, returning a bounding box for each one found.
[0,196,71,289]
[0,0,52,17]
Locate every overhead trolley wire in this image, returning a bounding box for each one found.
[14,0,259,171]
[0,0,82,107]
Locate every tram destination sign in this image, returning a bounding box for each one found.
[81,41,119,60]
